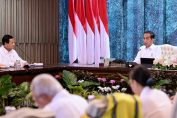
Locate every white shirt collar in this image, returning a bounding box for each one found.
[140,86,151,99]
[52,89,70,101]
[146,44,155,49]
[44,89,70,111]
[1,45,13,53]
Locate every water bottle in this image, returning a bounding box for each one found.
[14,60,21,69]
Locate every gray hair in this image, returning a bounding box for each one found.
[31,73,63,97]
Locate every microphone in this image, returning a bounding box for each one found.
[15,44,32,68]
[23,64,30,69]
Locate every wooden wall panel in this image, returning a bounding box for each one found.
[0,0,58,64]
[0,0,5,38]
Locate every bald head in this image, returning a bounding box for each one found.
[31,74,63,108]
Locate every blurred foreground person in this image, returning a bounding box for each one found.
[172,97,177,118]
[171,93,177,118]
[31,74,88,118]
[0,107,54,118]
[82,92,143,118]
[129,65,172,118]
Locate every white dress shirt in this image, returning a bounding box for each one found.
[134,44,161,64]
[44,89,88,118]
[140,87,172,118]
[0,45,25,67]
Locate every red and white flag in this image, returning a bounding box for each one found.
[86,0,95,64]
[75,0,87,64]
[68,0,110,64]
[92,0,101,65]
[99,0,110,58]
[68,0,77,63]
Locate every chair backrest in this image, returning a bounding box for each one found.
[159,44,177,64]
[160,44,177,61]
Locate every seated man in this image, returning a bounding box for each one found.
[134,31,161,64]
[31,73,88,118]
[0,34,27,67]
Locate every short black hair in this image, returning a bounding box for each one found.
[144,31,155,39]
[2,34,14,45]
[129,65,151,87]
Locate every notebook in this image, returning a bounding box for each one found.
[140,58,155,68]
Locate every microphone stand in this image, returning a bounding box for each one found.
[15,44,32,69]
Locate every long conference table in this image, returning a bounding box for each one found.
[0,64,131,84]
[0,64,176,84]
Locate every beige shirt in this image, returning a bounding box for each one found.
[140,87,172,118]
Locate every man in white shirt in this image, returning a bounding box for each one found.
[31,73,88,118]
[0,34,26,67]
[134,31,161,64]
